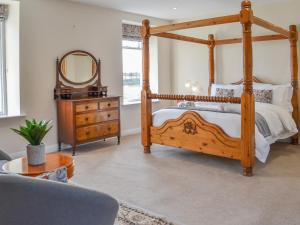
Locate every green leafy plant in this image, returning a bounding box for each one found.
[11,119,53,146]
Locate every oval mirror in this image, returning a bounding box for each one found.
[59,50,97,84]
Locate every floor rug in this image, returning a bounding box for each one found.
[115,202,177,225]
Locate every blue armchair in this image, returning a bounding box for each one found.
[0,174,119,225]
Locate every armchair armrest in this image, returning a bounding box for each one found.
[0,149,11,161]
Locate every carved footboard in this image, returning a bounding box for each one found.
[151,111,242,160]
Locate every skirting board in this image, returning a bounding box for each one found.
[10,144,60,159]
[10,128,141,159]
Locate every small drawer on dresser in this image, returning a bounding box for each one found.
[76,122,119,142]
[75,102,98,113]
[105,122,119,135]
[76,110,119,126]
[99,100,119,110]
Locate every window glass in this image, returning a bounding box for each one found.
[122,40,142,104]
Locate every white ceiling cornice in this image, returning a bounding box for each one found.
[66,0,290,20]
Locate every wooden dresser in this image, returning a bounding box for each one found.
[57,96,120,155]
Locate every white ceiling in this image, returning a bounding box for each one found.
[67,0,287,20]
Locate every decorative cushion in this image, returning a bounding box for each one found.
[177,101,195,108]
[37,166,68,183]
[254,89,273,103]
[211,84,243,97]
[215,88,234,97]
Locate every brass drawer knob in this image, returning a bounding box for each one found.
[85,105,89,110]
[85,117,89,121]
[107,103,111,107]
[107,114,111,118]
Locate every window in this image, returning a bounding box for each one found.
[122,23,158,105]
[2,2,21,117]
[122,39,142,104]
[0,5,8,116]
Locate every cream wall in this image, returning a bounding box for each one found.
[0,0,171,155]
[172,0,300,91]
[171,0,300,132]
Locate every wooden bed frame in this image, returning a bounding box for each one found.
[141,0,299,176]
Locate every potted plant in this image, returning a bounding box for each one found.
[12,119,52,166]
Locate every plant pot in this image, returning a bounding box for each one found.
[26,144,45,166]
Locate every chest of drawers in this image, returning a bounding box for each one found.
[56,96,120,155]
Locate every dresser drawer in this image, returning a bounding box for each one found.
[76,122,119,142]
[76,110,119,126]
[75,102,98,113]
[99,100,119,110]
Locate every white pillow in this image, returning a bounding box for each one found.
[211,84,242,97]
[194,102,224,111]
[272,84,293,112]
[211,83,293,112]
[253,82,273,89]
[253,84,293,112]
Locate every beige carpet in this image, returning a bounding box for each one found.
[69,134,300,225]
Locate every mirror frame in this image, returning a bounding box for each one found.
[58,50,98,85]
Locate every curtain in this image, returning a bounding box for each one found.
[122,24,142,42]
[0,5,8,20]
[0,4,8,115]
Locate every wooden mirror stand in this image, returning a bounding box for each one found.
[54,50,108,99]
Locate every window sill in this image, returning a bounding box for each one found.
[0,113,26,120]
[122,99,159,106]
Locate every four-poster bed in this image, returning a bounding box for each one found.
[140,0,299,176]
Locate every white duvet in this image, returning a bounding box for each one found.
[152,103,298,163]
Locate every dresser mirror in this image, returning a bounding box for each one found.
[54,50,107,99]
[59,50,97,85]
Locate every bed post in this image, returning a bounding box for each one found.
[208,34,215,96]
[289,25,299,145]
[240,0,255,176]
[141,19,152,153]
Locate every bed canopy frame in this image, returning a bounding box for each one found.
[141,0,299,176]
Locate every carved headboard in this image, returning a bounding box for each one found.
[231,76,268,85]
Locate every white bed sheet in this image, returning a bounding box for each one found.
[152,103,298,163]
